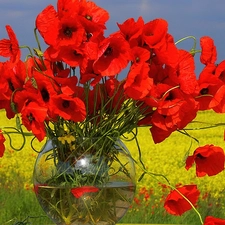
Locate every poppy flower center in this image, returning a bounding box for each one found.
[165,92,173,101]
[85,15,92,20]
[73,50,81,57]
[196,153,206,159]
[219,71,225,81]
[125,34,130,41]
[135,57,140,63]
[27,113,35,122]
[41,88,50,102]
[62,100,70,108]
[146,31,154,36]
[63,27,73,38]
[104,46,113,57]
[9,43,13,52]
[200,88,209,95]
[8,80,15,91]
[86,32,93,41]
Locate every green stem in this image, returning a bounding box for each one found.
[175,35,197,45]
[135,162,203,224]
[125,132,203,224]
[34,28,42,52]
[177,130,199,144]
[1,127,28,151]
[172,187,204,224]
[175,35,201,56]
[81,197,96,224]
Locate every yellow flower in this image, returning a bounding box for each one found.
[58,134,75,144]
[65,134,76,144]
[58,136,66,144]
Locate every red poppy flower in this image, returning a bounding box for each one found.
[148,60,166,85]
[0,64,14,117]
[215,60,225,82]
[13,61,57,115]
[57,0,109,30]
[57,0,80,18]
[204,216,225,225]
[1,60,26,93]
[78,18,104,60]
[77,1,109,29]
[58,17,85,47]
[43,19,85,63]
[117,16,144,47]
[45,45,85,68]
[207,62,225,113]
[176,50,196,91]
[13,86,43,117]
[147,84,198,143]
[93,32,131,76]
[0,96,16,119]
[79,60,102,86]
[185,144,225,177]
[50,91,86,122]
[58,0,108,55]
[152,85,199,130]
[26,70,62,119]
[197,66,223,110]
[209,84,225,113]
[0,25,20,63]
[0,130,6,158]
[36,5,85,49]
[150,124,176,144]
[130,46,150,66]
[164,185,200,216]
[167,50,199,96]
[0,60,27,118]
[133,197,141,205]
[71,186,99,198]
[154,33,179,68]
[142,18,168,49]
[35,5,59,46]
[200,36,217,65]
[54,76,78,95]
[21,101,47,142]
[124,63,153,100]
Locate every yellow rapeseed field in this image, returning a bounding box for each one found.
[1,109,225,207]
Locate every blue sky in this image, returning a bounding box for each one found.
[0,0,225,76]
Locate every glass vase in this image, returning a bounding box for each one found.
[33,137,136,225]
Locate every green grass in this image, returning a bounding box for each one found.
[0,188,52,224]
[1,109,225,224]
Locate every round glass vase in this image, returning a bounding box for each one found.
[33,137,136,225]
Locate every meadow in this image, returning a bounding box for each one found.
[0,109,225,224]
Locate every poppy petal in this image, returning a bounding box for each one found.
[71,186,99,198]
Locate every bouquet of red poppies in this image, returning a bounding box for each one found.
[0,0,225,224]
